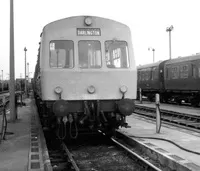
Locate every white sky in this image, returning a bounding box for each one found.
[0,0,200,79]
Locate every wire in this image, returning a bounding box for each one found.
[131,134,200,155]
[134,104,200,155]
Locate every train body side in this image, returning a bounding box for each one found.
[164,55,200,91]
[137,60,168,100]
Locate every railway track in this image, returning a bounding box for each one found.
[138,98,200,108]
[44,130,162,171]
[134,104,200,132]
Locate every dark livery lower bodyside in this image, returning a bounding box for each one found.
[137,54,200,106]
[35,97,135,139]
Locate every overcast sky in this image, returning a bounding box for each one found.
[1,0,200,79]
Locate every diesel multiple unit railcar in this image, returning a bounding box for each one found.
[137,54,200,106]
[33,16,137,139]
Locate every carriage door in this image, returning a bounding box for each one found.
[159,60,168,90]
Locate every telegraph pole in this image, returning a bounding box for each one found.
[24,47,27,96]
[10,0,16,121]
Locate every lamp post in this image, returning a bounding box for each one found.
[24,47,27,96]
[1,70,3,91]
[10,0,16,121]
[166,25,174,60]
[27,62,29,95]
[148,47,155,63]
[20,73,22,106]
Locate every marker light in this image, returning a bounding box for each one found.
[85,17,92,26]
[87,85,95,94]
[120,85,128,93]
[54,86,63,94]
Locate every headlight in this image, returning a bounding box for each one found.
[85,17,92,26]
[54,86,63,94]
[120,85,128,93]
[87,85,95,94]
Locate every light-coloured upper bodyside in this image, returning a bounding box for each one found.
[39,16,137,100]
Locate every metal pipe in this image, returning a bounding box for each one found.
[155,94,161,133]
[139,88,142,104]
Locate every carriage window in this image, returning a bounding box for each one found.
[78,40,101,69]
[166,67,169,80]
[198,67,200,78]
[180,65,188,78]
[138,71,141,81]
[49,40,74,68]
[152,67,158,80]
[105,41,129,68]
[171,66,179,79]
[191,64,196,77]
[141,71,144,81]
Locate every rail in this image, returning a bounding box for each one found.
[110,137,162,171]
[134,104,200,132]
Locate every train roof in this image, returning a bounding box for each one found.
[137,60,164,70]
[42,15,130,32]
[165,54,200,65]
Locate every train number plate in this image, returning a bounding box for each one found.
[77,28,101,36]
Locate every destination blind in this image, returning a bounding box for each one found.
[77,28,101,36]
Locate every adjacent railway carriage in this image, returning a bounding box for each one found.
[137,54,200,105]
[34,16,137,139]
[137,60,167,101]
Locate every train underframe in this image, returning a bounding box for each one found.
[35,95,135,139]
[137,89,200,106]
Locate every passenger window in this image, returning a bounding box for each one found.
[78,40,101,69]
[198,67,200,78]
[171,66,179,79]
[152,67,158,80]
[141,71,145,81]
[49,40,74,68]
[191,64,196,77]
[105,41,129,68]
[138,71,141,81]
[166,67,169,80]
[180,65,188,79]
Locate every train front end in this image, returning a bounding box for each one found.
[39,16,137,138]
